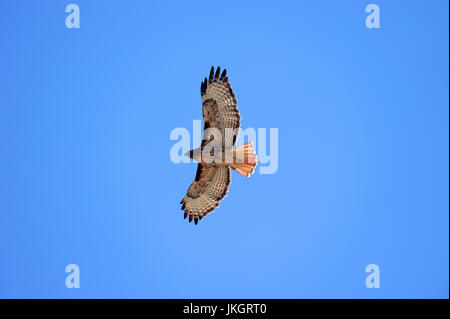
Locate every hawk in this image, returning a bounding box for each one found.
[180,66,258,225]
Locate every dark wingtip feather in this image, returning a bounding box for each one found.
[209,66,215,83]
[194,217,199,225]
[201,77,208,95]
[189,214,193,223]
[220,69,227,80]
[214,66,221,80]
[184,212,188,219]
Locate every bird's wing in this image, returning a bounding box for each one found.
[180,164,231,224]
[200,66,241,149]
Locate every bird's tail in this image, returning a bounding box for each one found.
[229,142,258,177]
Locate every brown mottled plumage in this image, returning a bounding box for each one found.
[180,66,257,225]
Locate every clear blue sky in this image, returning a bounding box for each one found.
[0,0,448,298]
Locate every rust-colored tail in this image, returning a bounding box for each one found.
[229,142,258,177]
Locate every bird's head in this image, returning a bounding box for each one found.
[184,148,202,162]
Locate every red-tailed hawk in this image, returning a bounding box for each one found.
[180,66,258,225]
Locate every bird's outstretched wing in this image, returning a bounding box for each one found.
[200,66,241,149]
[180,164,231,224]
[180,66,239,225]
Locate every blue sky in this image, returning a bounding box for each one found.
[0,0,448,298]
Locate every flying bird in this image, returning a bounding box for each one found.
[180,66,258,225]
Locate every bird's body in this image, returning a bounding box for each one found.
[180,66,257,225]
